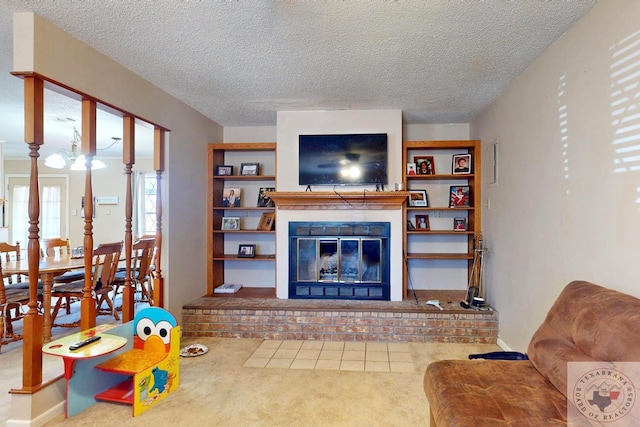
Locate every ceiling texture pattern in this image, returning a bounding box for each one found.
[0,1,597,159]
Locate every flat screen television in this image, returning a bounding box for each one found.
[298,133,388,186]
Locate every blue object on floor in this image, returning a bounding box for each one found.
[468,351,528,360]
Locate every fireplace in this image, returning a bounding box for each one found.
[289,222,390,300]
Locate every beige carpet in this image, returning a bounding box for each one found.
[1,295,500,426]
[2,332,499,426]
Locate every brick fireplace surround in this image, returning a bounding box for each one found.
[182,289,498,343]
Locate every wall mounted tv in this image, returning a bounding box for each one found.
[298,133,388,186]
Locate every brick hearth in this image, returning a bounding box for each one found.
[182,289,498,343]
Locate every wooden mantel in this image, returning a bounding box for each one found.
[267,191,410,210]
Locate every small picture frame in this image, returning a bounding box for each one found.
[406,219,416,231]
[222,217,240,230]
[238,244,256,258]
[222,187,241,207]
[415,215,430,231]
[257,212,276,231]
[449,186,471,207]
[452,154,471,175]
[241,162,260,176]
[453,217,468,231]
[215,165,233,176]
[414,156,436,175]
[408,190,428,207]
[257,187,275,207]
[406,163,417,175]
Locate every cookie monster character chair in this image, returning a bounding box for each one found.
[95,307,180,416]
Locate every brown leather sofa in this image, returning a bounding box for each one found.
[423,281,640,426]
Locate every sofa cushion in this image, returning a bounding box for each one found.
[527,281,640,397]
[424,360,567,426]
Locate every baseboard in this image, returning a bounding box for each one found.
[6,378,65,427]
[496,338,512,351]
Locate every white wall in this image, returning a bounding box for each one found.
[275,110,404,299]
[276,110,403,191]
[403,123,470,141]
[224,126,277,142]
[471,0,640,351]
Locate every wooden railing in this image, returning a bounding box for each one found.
[11,72,167,391]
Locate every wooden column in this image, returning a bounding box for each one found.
[152,128,165,307]
[80,99,97,331]
[22,76,44,388]
[121,116,135,321]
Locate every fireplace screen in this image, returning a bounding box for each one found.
[297,238,382,283]
[289,222,390,300]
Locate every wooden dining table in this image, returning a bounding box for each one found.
[4,255,85,343]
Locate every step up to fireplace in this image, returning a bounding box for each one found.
[182,291,498,344]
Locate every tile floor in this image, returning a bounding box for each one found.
[243,340,415,372]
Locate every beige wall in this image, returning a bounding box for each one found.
[14,13,223,318]
[471,0,640,351]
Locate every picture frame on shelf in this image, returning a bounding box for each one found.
[449,185,471,207]
[222,187,241,207]
[221,217,240,230]
[454,217,468,231]
[257,212,276,231]
[406,163,417,175]
[257,187,276,207]
[406,219,416,231]
[414,156,435,175]
[238,244,256,258]
[240,162,260,176]
[415,215,430,231]
[215,165,233,176]
[452,154,471,174]
[408,190,428,207]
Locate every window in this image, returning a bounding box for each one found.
[144,174,157,235]
[9,180,64,245]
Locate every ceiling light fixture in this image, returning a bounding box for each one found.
[44,127,108,170]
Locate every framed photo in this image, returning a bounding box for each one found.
[454,217,468,231]
[414,156,435,175]
[408,190,428,207]
[257,187,275,207]
[240,162,259,176]
[452,154,471,175]
[257,212,276,231]
[222,187,241,207]
[406,163,417,175]
[238,244,256,258]
[221,217,240,230]
[415,215,430,231]
[215,165,233,176]
[406,219,416,231]
[449,185,471,207]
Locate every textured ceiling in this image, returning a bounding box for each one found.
[0,1,597,158]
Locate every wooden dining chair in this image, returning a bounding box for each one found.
[0,241,42,351]
[40,237,83,316]
[40,237,71,258]
[51,241,123,327]
[113,237,156,306]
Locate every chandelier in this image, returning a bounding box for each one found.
[44,127,108,170]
